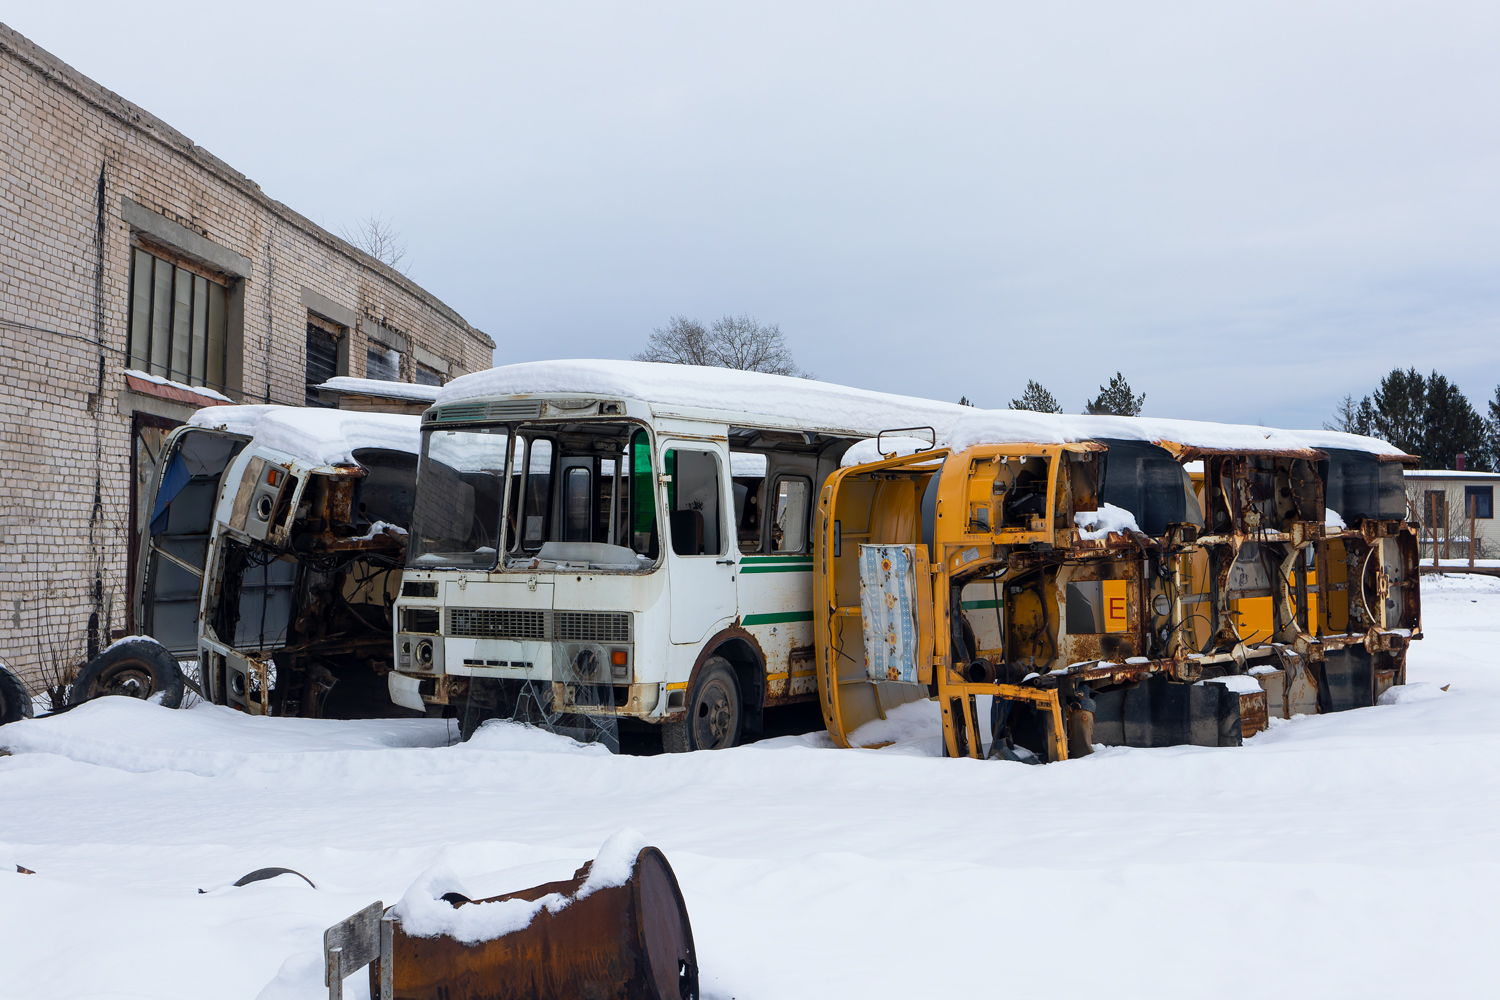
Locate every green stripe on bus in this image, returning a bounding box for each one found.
[739,556,813,564]
[960,599,1001,610]
[741,610,815,625]
[740,565,813,574]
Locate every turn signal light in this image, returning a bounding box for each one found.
[610,650,628,666]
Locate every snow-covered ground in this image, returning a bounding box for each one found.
[3,574,1500,999]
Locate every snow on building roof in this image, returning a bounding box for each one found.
[1402,469,1500,479]
[315,376,442,403]
[187,405,421,466]
[438,360,975,439]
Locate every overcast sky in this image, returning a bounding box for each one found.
[8,1,1500,427]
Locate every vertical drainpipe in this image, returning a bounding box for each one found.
[263,222,278,403]
[87,159,109,661]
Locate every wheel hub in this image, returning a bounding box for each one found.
[99,662,154,699]
[696,682,733,748]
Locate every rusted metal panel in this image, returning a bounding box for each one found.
[1237,689,1268,737]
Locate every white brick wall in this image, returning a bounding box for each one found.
[0,23,494,692]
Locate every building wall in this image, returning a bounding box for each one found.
[1404,474,1499,560]
[0,23,494,693]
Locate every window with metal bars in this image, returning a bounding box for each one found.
[367,345,402,381]
[127,247,229,393]
[305,317,342,407]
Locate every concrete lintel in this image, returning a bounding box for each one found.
[362,319,409,353]
[121,197,252,278]
[411,344,451,375]
[300,286,358,330]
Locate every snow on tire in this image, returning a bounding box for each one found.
[68,638,184,709]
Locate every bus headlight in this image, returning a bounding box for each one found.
[558,642,631,685]
[574,646,600,679]
[399,634,443,674]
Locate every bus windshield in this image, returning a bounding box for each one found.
[407,426,512,568]
[406,420,660,572]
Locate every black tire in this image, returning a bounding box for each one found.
[1,661,33,725]
[662,657,742,752]
[68,639,184,709]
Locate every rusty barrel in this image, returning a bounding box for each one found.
[376,847,698,1000]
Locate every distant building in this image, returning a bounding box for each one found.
[1403,469,1498,561]
[0,23,494,691]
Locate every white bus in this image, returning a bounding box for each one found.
[389,360,971,750]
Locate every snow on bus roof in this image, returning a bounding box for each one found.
[438,360,975,437]
[942,412,1406,457]
[439,359,1406,459]
[187,405,421,466]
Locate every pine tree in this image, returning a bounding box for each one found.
[1009,380,1062,413]
[1369,368,1428,457]
[1488,384,1500,467]
[1340,369,1492,470]
[1083,372,1144,416]
[1325,394,1372,435]
[958,396,975,407]
[1423,374,1491,470]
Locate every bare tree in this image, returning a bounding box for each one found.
[635,316,713,366]
[338,215,411,275]
[634,313,811,377]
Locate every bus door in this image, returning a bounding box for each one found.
[136,427,248,652]
[813,451,939,747]
[663,443,737,644]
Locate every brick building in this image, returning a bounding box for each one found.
[0,23,494,692]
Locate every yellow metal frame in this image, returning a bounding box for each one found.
[937,680,1068,761]
[814,442,1084,761]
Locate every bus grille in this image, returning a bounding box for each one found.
[445,608,631,643]
[554,611,632,643]
[447,608,546,640]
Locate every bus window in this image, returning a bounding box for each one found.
[772,477,811,552]
[563,465,591,542]
[631,429,657,558]
[731,451,767,552]
[599,458,618,544]
[666,449,723,556]
[521,437,553,550]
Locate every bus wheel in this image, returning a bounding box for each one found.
[68,639,184,709]
[663,657,742,752]
[1,660,33,725]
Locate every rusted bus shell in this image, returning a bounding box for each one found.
[378,847,698,1000]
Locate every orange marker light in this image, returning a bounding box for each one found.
[610,650,628,666]
[266,469,281,486]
